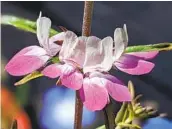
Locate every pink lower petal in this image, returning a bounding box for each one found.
[127,51,159,60]
[105,78,131,102]
[89,72,123,85]
[61,71,83,90]
[90,72,131,102]
[82,77,109,111]
[115,54,155,75]
[42,63,63,78]
[5,55,49,76]
[5,46,49,76]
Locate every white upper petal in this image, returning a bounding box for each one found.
[36,12,51,50]
[59,31,87,67]
[113,24,128,61]
[83,36,114,73]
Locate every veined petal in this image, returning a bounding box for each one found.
[61,71,83,90]
[83,36,113,73]
[49,32,65,44]
[59,31,77,61]
[42,63,63,78]
[5,46,49,76]
[127,51,159,60]
[67,36,87,67]
[113,24,128,61]
[61,63,76,76]
[82,77,109,111]
[89,72,123,85]
[36,12,51,49]
[114,54,155,75]
[59,31,87,67]
[104,75,131,102]
[47,32,65,56]
[89,72,131,102]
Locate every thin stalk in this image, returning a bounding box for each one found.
[103,101,116,129]
[74,1,94,129]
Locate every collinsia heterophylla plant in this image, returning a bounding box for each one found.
[2,3,172,128]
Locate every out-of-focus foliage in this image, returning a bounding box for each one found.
[1,87,32,129]
[1,57,7,81]
[1,15,59,37]
[96,81,159,129]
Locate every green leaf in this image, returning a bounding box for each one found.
[117,123,141,129]
[14,71,43,86]
[125,43,172,53]
[95,125,106,129]
[1,15,59,36]
[115,102,128,124]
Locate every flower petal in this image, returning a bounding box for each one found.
[5,46,49,76]
[83,36,113,73]
[127,51,159,60]
[59,31,87,67]
[89,72,131,102]
[82,77,109,111]
[61,63,76,76]
[59,31,77,61]
[105,76,131,102]
[47,32,65,56]
[36,12,51,49]
[42,63,63,78]
[61,71,83,90]
[113,24,128,61]
[114,54,155,75]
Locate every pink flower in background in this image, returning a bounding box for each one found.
[80,36,131,111]
[113,24,159,75]
[42,31,87,90]
[5,12,65,76]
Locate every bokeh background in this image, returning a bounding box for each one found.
[1,1,172,129]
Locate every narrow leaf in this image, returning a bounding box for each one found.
[1,15,59,36]
[15,71,43,86]
[115,102,128,124]
[117,123,141,129]
[128,81,135,100]
[125,43,172,53]
[95,125,106,129]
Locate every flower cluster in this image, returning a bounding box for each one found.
[5,13,158,111]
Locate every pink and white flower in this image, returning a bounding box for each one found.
[5,12,65,76]
[42,31,87,90]
[113,24,159,75]
[42,31,131,111]
[80,36,131,111]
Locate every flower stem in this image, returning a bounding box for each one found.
[103,101,116,129]
[74,91,83,129]
[74,1,94,129]
[82,1,94,36]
